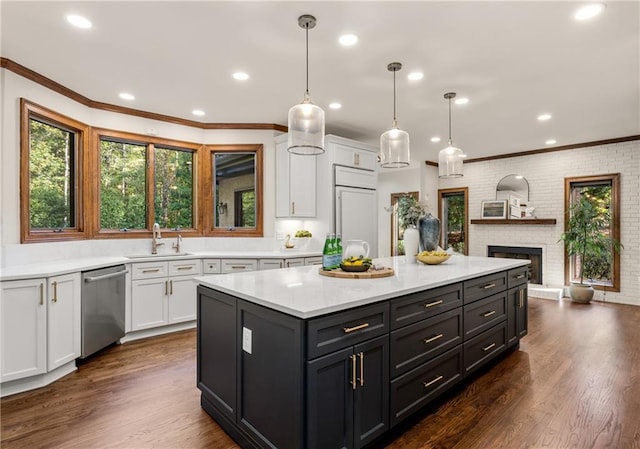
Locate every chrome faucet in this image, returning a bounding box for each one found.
[151,223,164,254]
[172,234,183,254]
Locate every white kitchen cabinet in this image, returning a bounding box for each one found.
[275,134,317,218]
[330,140,378,171]
[47,273,81,371]
[259,258,306,270]
[1,279,47,382]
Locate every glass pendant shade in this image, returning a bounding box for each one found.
[438,142,464,178]
[288,94,325,155]
[380,122,410,168]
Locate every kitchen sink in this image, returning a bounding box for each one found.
[125,252,193,259]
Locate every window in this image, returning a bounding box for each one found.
[95,129,198,236]
[438,187,468,255]
[389,192,419,256]
[20,100,88,242]
[564,174,621,291]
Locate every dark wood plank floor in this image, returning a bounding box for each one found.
[2,297,639,449]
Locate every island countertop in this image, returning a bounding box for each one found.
[194,255,530,319]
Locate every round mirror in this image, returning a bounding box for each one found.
[496,174,529,203]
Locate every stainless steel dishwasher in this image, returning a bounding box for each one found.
[81,265,128,358]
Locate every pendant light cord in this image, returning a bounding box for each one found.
[393,69,397,122]
[305,24,309,96]
[448,96,452,144]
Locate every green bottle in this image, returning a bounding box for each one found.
[322,233,333,271]
[334,233,343,268]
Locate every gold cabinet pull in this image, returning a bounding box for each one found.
[170,280,173,295]
[424,299,443,308]
[424,333,444,344]
[142,268,160,273]
[52,281,58,303]
[176,266,192,271]
[359,352,364,387]
[483,310,496,317]
[516,274,525,279]
[350,354,357,390]
[423,375,444,388]
[343,323,369,333]
[482,343,496,352]
[482,283,496,289]
[519,289,524,308]
[230,265,247,270]
[291,201,296,215]
[39,283,44,306]
[165,280,169,295]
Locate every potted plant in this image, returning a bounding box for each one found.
[396,196,427,261]
[558,195,622,303]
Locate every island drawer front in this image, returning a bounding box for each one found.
[463,291,507,340]
[221,259,258,274]
[390,346,463,428]
[463,322,507,377]
[169,259,202,277]
[131,261,169,280]
[463,272,507,304]
[203,259,221,274]
[390,283,463,330]
[307,302,389,359]
[507,266,529,289]
[390,308,463,378]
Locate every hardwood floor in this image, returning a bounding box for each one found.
[2,297,639,449]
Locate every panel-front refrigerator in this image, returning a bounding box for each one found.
[334,165,378,257]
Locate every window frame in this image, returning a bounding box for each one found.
[564,174,621,292]
[438,187,469,255]
[20,99,89,243]
[389,192,419,256]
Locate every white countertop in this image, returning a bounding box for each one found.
[195,255,530,319]
[0,250,321,281]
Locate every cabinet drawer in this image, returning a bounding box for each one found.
[390,308,462,378]
[203,259,221,274]
[463,271,507,304]
[307,302,389,359]
[390,346,463,428]
[390,283,463,330]
[507,266,529,288]
[304,256,323,266]
[463,322,507,377]
[131,261,169,280]
[221,259,258,274]
[463,292,507,340]
[169,260,202,277]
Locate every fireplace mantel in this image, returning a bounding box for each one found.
[471,218,557,225]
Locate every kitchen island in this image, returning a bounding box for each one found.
[195,255,530,449]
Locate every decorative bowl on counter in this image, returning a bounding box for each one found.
[416,252,451,265]
[339,262,371,272]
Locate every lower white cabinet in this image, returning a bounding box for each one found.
[47,273,81,371]
[130,260,202,331]
[259,258,306,270]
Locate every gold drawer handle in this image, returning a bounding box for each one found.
[424,299,444,308]
[516,274,525,279]
[176,266,192,271]
[343,323,370,333]
[424,333,444,344]
[483,310,496,317]
[482,283,496,289]
[483,343,496,352]
[142,268,161,273]
[230,265,248,269]
[423,375,444,388]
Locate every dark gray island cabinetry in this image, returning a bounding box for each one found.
[196,256,529,449]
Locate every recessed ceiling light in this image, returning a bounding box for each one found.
[338,34,358,46]
[574,3,605,21]
[430,137,441,143]
[66,14,92,29]
[118,93,135,101]
[545,139,557,145]
[329,102,342,110]
[233,72,249,81]
[192,110,205,117]
[455,97,469,105]
[407,72,424,81]
[537,113,552,121]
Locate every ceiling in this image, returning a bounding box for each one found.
[2,1,639,166]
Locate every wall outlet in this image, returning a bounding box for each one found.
[276,232,285,240]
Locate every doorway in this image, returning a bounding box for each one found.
[438,188,468,255]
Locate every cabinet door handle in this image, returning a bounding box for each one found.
[519,289,524,307]
[170,280,173,295]
[350,354,357,390]
[359,352,364,387]
[516,274,525,279]
[482,283,496,289]
[483,310,496,317]
[423,375,444,388]
[51,281,58,303]
[165,280,169,296]
[424,333,444,344]
[343,323,369,333]
[39,283,44,306]
[424,299,443,308]
[483,343,496,352]
[291,201,295,215]
[142,268,161,274]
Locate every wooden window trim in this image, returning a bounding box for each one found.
[20,99,90,243]
[438,187,469,255]
[563,174,621,292]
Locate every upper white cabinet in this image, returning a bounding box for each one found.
[329,138,378,171]
[275,134,317,218]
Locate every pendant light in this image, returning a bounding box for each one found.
[380,62,410,168]
[438,92,464,178]
[288,14,325,155]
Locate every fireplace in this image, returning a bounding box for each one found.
[488,246,542,284]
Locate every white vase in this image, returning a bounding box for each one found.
[403,227,420,263]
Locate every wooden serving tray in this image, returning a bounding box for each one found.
[318,267,394,279]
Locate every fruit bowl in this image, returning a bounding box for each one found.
[340,262,371,272]
[416,252,451,265]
